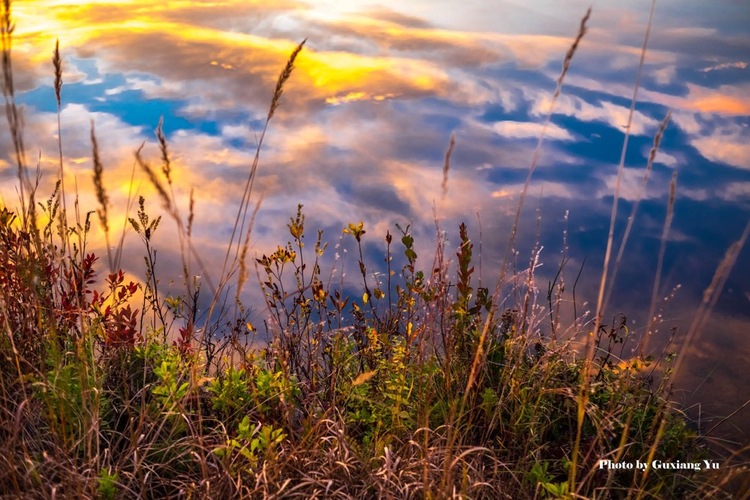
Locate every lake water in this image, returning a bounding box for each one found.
[2,0,749,445]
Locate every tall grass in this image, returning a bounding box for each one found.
[0,1,748,497]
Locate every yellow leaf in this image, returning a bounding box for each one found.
[362,292,369,304]
[352,370,377,387]
[246,322,255,332]
[615,357,648,373]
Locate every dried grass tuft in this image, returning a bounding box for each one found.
[441,133,455,201]
[268,39,306,121]
[642,170,678,355]
[2,0,30,221]
[91,121,109,234]
[556,7,591,99]
[53,39,62,107]
[136,143,171,212]
[156,117,172,185]
[501,7,592,287]
[604,111,672,311]
[188,186,195,238]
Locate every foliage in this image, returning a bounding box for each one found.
[0,3,745,497]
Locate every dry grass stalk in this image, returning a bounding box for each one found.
[2,0,29,223]
[675,218,750,381]
[53,39,62,106]
[90,120,115,272]
[593,0,657,330]
[237,194,264,300]
[136,134,215,298]
[604,111,672,311]
[574,1,657,493]
[156,117,172,185]
[500,8,591,290]
[268,39,306,121]
[137,129,220,321]
[555,7,591,99]
[153,119,196,295]
[235,38,307,258]
[441,133,455,201]
[52,38,70,249]
[136,143,171,212]
[91,121,109,233]
[634,216,749,495]
[187,186,195,238]
[642,170,677,355]
[114,158,140,271]
[207,39,306,346]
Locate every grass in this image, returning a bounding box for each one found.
[1,1,749,497]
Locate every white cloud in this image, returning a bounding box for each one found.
[652,65,676,85]
[491,181,575,200]
[700,61,748,73]
[124,76,187,99]
[654,150,678,168]
[719,182,750,202]
[598,167,666,202]
[492,120,574,141]
[680,188,710,202]
[221,123,256,140]
[531,94,659,136]
[671,112,702,135]
[692,123,750,170]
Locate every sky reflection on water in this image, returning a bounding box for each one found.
[2,0,749,442]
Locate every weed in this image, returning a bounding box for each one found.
[0,2,747,498]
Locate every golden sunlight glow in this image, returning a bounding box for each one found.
[210,61,235,70]
[13,0,452,106]
[325,91,398,105]
[690,93,750,115]
[491,189,515,199]
[297,50,448,96]
[644,84,750,117]
[13,1,293,61]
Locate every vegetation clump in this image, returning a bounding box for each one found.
[0,1,746,497]
[2,195,732,498]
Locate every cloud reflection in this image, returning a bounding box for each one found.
[2,0,749,439]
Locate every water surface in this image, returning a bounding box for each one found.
[2,0,749,444]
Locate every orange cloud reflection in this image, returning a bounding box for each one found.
[688,88,750,115]
[13,0,453,112]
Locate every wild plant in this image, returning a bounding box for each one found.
[0,0,748,497]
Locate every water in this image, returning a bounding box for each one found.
[2,0,749,444]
